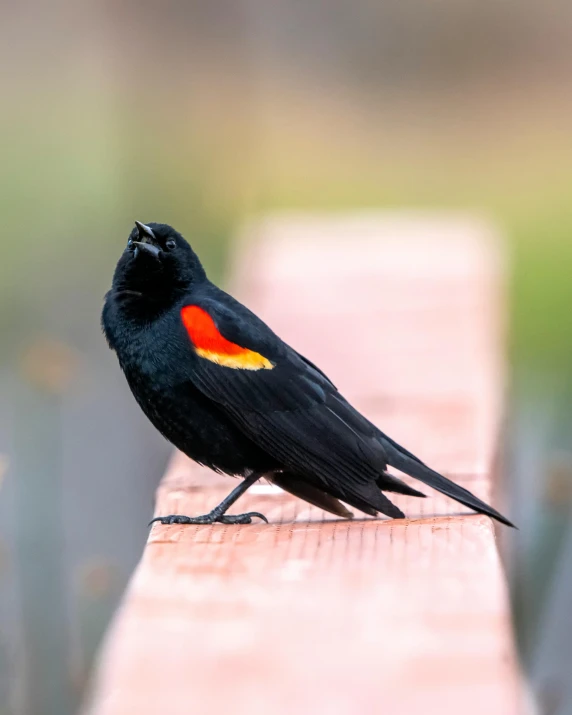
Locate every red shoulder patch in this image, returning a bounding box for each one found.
[181,305,274,370]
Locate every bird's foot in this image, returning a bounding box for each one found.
[149,511,268,527]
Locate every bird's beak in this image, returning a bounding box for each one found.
[133,221,161,259]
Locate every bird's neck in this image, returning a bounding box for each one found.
[111,287,176,326]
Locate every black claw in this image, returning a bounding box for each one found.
[216,511,269,524]
[149,514,194,527]
[244,511,269,524]
[149,511,269,527]
[217,514,250,524]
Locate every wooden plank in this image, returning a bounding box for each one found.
[83,213,523,715]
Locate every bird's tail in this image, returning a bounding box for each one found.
[269,471,354,519]
[380,435,515,527]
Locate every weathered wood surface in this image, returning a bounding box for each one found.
[84,214,523,715]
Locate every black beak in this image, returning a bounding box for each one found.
[135,221,156,242]
[133,221,161,259]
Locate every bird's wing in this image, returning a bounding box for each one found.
[178,298,404,518]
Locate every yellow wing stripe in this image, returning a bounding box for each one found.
[195,348,274,371]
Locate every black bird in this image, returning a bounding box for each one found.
[102,221,514,527]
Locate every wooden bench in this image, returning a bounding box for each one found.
[84,213,524,715]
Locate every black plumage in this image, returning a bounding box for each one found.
[102,221,514,527]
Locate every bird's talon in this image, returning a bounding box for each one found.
[248,511,269,524]
[148,511,269,527]
[149,514,194,527]
[216,511,269,525]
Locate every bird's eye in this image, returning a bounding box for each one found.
[165,239,176,250]
[127,238,134,249]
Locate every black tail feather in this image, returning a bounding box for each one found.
[381,439,515,528]
[332,481,405,519]
[269,471,354,519]
[377,472,426,498]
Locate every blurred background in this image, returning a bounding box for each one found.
[1,1,571,713]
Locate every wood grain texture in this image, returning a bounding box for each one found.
[84,213,523,715]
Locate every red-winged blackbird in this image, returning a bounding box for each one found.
[102,221,513,527]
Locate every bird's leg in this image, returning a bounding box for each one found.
[149,471,268,526]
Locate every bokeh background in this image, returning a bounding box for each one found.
[1,1,571,713]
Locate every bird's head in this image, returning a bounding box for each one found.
[111,221,206,300]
